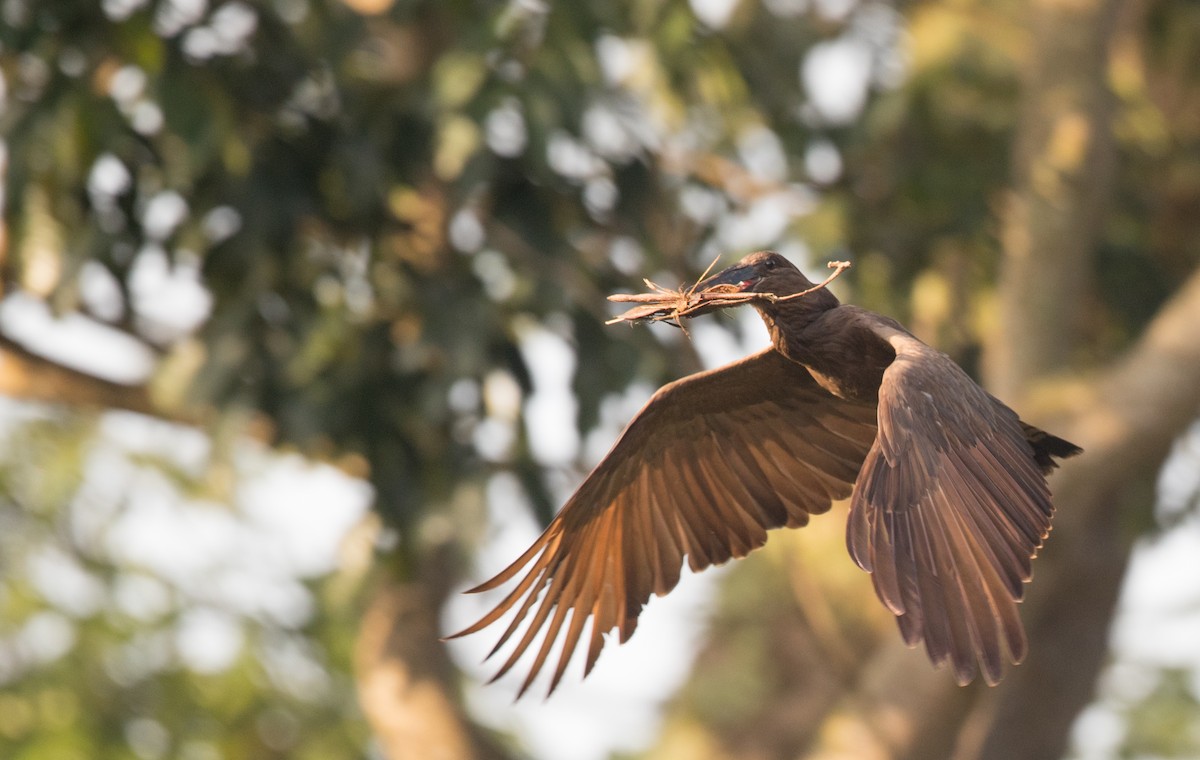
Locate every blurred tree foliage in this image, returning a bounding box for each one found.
[3,0,1200,758]
[1,0,887,756]
[0,410,370,759]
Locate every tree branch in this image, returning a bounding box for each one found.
[0,333,158,416]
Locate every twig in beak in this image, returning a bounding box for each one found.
[606,259,851,327]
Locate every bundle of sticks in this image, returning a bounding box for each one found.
[606,259,850,327]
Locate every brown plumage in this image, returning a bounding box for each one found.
[449,250,1082,697]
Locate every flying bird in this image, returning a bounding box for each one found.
[450,251,1081,697]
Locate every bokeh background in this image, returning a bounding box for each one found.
[2,0,1200,758]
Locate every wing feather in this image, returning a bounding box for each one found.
[451,347,878,696]
[847,325,1061,684]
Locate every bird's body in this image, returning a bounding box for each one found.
[770,303,900,401]
[451,251,1081,697]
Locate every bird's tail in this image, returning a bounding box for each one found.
[1021,422,1083,474]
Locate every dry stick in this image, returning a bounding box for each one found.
[767,259,852,303]
[607,255,726,336]
[606,260,852,328]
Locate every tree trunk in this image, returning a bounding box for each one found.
[355,545,515,760]
[796,264,1200,760]
[978,264,1200,759]
[986,0,1121,401]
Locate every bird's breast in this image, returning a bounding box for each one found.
[761,304,897,402]
[775,326,894,403]
[801,363,882,402]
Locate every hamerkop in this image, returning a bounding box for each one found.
[450,250,1081,697]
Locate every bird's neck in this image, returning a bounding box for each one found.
[757,289,840,352]
[758,297,891,401]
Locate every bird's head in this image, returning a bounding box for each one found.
[692,251,841,323]
[697,251,837,305]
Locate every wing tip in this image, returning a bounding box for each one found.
[443,617,492,642]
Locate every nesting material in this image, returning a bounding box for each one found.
[606,259,851,327]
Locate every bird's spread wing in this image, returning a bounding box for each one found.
[846,324,1054,685]
[450,347,878,697]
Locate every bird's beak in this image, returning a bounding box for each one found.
[696,263,760,292]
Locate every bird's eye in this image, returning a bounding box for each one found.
[764,258,777,270]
